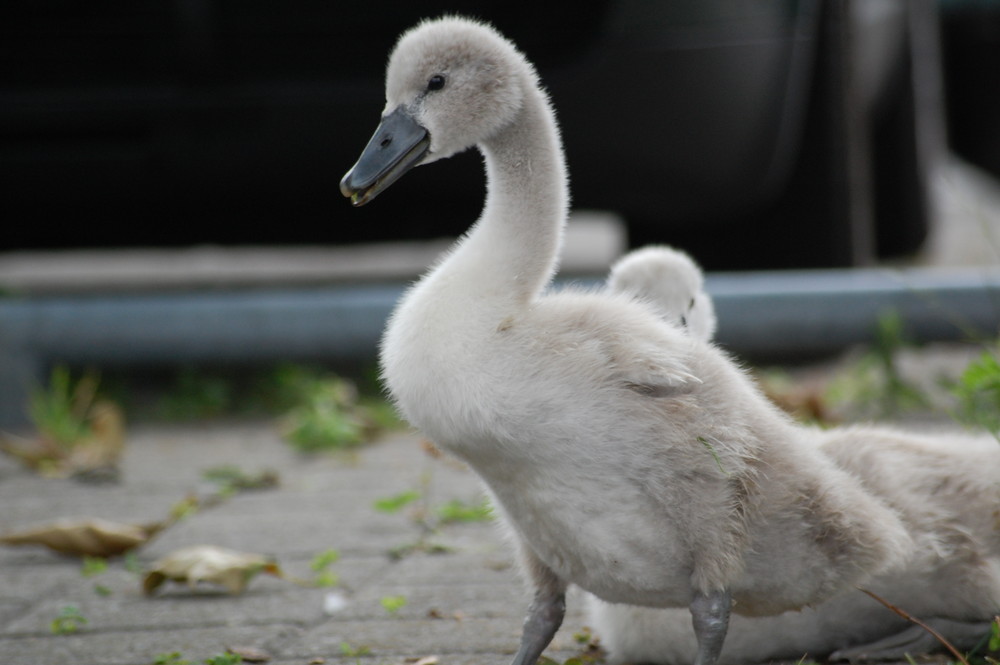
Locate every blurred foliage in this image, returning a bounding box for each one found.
[29,366,98,446]
[824,310,928,419]
[2,366,125,479]
[157,368,233,420]
[951,344,1000,439]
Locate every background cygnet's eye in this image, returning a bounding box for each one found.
[427,74,446,91]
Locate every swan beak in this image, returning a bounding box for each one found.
[340,106,431,206]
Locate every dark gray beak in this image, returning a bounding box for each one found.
[340,106,431,206]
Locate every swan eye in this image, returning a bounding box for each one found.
[427,74,446,91]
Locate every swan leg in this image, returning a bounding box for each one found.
[689,589,732,665]
[510,588,567,665]
[830,619,993,662]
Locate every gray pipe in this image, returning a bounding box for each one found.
[706,267,999,356]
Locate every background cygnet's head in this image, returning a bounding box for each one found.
[608,246,717,342]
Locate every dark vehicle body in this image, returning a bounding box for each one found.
[2,1,957,269]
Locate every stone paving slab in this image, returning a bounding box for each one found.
[0,423,590,665]
[0,625,295,665]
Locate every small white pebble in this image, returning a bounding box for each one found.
[323,591,350,614]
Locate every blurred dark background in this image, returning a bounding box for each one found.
[2,0,998,270]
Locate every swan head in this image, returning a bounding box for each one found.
[608,246,718,342]
[340,16,530,206]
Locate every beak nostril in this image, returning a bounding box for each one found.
[380,135,393,148]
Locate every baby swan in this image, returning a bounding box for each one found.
[589,427,1000,664]
[608,245,717,341]
[587,252,1000,664]
[596,253,1000,663]
[341,16,912,665]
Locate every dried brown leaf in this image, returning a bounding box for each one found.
[64,401,126,472]
[143,545,284,595]
[402,657,439,665]
[0,517,163,557]
[226,645,271,663]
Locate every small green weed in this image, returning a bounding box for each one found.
[435,497,493,524]
[373,490,422,513]
[310,548,340,570]
[375,484,492,557]
[282,377,376,452]
[560,625,605,665]
[81,555,108,577]
[380,594,408,614]
[152,654,241,665]
[825,310,928,418]
[81,556,113,595]
[2,365,127,479]
[29,367,98,448]
[951,346,1000,438]
[339,642,372,657]
[201,465,279,496]
[310,548,341,587]
[50,604,88,634]
[124,552,143,575]
[313,570,339,587]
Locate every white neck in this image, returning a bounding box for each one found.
[432,83,568,308]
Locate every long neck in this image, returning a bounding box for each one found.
[436,84,569,306]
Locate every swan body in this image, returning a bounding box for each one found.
[339,16,966,665]
[608,245,717,341]
[596,250,1000,662]
[589,426,1000,664]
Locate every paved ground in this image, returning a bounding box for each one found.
[1,350,982,665]
[0,422,596,665]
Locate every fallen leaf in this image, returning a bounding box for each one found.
[0,518,164,557]
[226,645,271,663]
[64,401,126,474]
[143,545,284,595]
[426,608,463,621]
[754,370,834,425]
[403,657,439,665]
[419,439,444,459]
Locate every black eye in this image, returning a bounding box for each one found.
[427,74,446,91]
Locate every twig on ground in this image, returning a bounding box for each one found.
[858,587,970,665]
